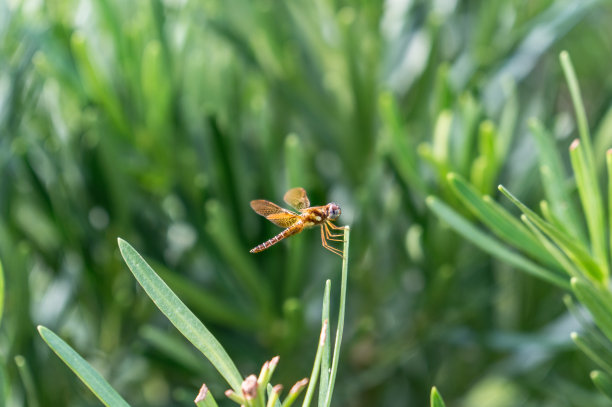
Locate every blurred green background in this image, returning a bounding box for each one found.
[2,0,612,406]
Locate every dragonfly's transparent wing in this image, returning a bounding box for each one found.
[250,200,300,228]
[283,187,310,211]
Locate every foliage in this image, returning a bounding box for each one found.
[427,51,612,403]
[1,0,612,405]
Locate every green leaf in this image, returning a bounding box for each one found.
[608,151,612,267]
[0,258,4,326]
[470,120,496,193]
[520,215,580,278]
[14,356,39,407]
[195,384,219,407]
[267,384,282,407]
[560,51,595,167]
[117,238,243,391]
[302,319,327,407]
[426,196,569,288]
[379,92,427,197]
[571,277,612,344]
[323,227,350,407]
[456,93,481,175]
[318,280,331,407]
[37,326,130,407]
[572,331,612,375]
[430,386,446,407]
[591,371,612,401]
[499,185,604,283]
[571,328,612,374]
[447,173,558,268]
[569,140,608,278]
[529,118,585,242]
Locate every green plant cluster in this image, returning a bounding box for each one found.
[2,0,612,406]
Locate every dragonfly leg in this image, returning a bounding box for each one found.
[327,221,347,230]
[320,225,344,257]
[324,221,345,241]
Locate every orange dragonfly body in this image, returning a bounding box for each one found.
[250,187,346,257]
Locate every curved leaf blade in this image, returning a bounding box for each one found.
[117,238,243,391]
[426,196,569,289]
[38,326,130,407]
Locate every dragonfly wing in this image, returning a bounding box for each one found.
[250,200,300,228]
[283,187,310,211]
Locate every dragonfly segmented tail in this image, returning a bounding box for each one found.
[249,222,302,253]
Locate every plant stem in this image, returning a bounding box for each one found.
[323,227,350,407]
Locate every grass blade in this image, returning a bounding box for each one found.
[117,238,243,391]
[323,227,350,407]
[318,280,331,406]
[608,150,612,268]
[572,332,612,375]
[570,140,608,277]
[195,384,219,407]
[560,51,595,165]
[529,118,585,241]
[447,173,558,268]
[430,386,446,407]
[591,371,612,401]
[302,320,328,407]
[37,326,130,407]
[14,356,39,407]
[571,277,612,343]
[520,215,580,279]
[0,258,4,326]
[499,185,604,283]
[426,196,569,288]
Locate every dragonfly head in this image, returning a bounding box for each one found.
[326,203,341,220]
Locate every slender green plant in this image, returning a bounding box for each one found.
[38,228,350,406]
[427,51,612,400]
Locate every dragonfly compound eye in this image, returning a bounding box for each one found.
[328,203,341,220]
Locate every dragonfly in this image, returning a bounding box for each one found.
[250,187,347,257]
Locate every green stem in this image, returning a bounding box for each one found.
[323,227,350,407]
[301,320,327,407]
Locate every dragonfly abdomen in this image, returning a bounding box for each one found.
[250,222,302,253]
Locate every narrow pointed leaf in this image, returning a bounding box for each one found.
[323,227,350,407]
[430,386,446,407]
[571,277,612,343]
[447,173,558,268]
[195,384,219,407]
[591,371,612,401]
[521,215,580,278]
[499,185,604,283]
[569,140,608,278]
[318,280,331,406]
[529,118,584,241]
[118,238,243,391]
[426,196,568,288]
[38,326,130,407]
[572,332,612,375]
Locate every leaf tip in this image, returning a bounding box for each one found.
[195,383,209,403]
[570,139,580,151]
